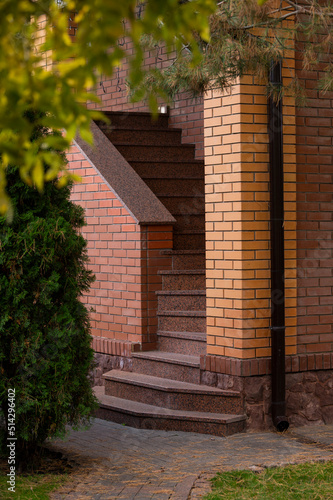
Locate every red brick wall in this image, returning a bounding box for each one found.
[68,144,173,352]
[68,144,142,346]
[296,52,333,356]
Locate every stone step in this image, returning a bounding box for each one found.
[97,111,169,130]
[115,144,196,162]
[161,250,206,270]
[158,194,205,215]
[130,160,204,179]
[144,178,204,197]
[173,229,205,250]
[157,290,206,311]
[175,213,205,232]
[131,351,201,384]
[158,310,206,333]
[103,370,243,414]
[94,386,246,437]
[158,331,206,356]
[158,270,206,291]
[104,127,182,146]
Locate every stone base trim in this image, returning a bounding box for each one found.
[92,336,141,357]
[92,353,134,386]
[200,353,333,377]
[200,368,333,430]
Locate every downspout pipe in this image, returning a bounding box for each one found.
[268,61,289,432]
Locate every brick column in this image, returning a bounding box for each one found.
[204,71,297,366]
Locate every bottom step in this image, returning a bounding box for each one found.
[94,386,246,437]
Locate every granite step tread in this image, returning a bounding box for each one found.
[105,127,182,133]
[161,250,205,255]
[98,112,169,129]
[141,175,203,180]
[159,197,205,216]
[172,212,205,217]
[174,229,205,234]
[103,370,239,397]
[94,386,245,424]
[115,143,195,149]
[131,350,200,367]
[158,330,206,341]
[158,270,205,275]
[104,129,182,146]
[116,146,195,162]
[157,290,206,313]
[158,331,206,356]
[156,290,206,296]
[129,163,204,181]
[158,310,206,317]
[159,270,206,291]
[128,159,204,164]
[144,179,204,197]
[158,193,204,198]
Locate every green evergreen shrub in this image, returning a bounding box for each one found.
[0,118,97,465]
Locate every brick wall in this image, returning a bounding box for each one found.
[68,143,173,353]
[296,46,333,356]
[69,144,142,346]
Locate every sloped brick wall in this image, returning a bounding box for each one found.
[68,143,173,353]
[69,144,143,346]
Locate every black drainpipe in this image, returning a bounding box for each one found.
[268,61,289,432]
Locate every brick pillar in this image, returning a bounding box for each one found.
[204,72,297,366]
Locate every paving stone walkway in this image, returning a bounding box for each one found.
[49,419,333,500]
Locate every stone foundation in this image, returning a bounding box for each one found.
[201,369,333,431]
[91,351,333,431]
[91,353,133,387]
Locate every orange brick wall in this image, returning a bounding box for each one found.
[68,144,173,352]
[69,144,142,345]
[296,47,333,356]
[204,70,297,360]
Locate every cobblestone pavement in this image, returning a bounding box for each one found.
[49,419,333,500]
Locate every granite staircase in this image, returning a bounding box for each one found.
[93,111,246,436]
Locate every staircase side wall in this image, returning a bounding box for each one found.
[68,144,172,360]
[68,143,143,348]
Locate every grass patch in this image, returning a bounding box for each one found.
[205,461,333,500]
[0,443,74,500]
[0,473,68,500]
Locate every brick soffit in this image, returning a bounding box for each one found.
[73,121,176,226]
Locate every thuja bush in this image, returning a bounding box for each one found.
[0,122,97,465]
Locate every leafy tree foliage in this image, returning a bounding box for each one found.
[137,0,333,102]
[0,0,215,214]
[0,0,332,213]
[0,116,97,464]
